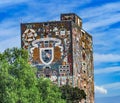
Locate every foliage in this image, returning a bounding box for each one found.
[0,48,65,103]
[37,78,65,103]
[60,85,86,103]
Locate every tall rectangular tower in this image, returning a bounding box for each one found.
[21,13,94,103]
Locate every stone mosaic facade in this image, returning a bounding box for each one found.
[21,13,94,103]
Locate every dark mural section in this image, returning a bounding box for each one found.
[21,21,73,85]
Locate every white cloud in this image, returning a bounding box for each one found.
[93,28,120,44]
[25,0,92,21]
[95,66,120,74]
[0,26,18,37]
[83,13,120,31]
[80,1,120,31]
[0,36,20,52]
[94,53,120,63]
[81,2,120,19]
[95,85,107,94]
[102,82,120,90]
[95,82,120,97]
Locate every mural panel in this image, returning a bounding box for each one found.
[21,21,73,85]
[21,13,94,103]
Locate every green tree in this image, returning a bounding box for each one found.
[0,48,41,103]
[0,48,65,103]
[37,78,65,103]
[60,85,86,103]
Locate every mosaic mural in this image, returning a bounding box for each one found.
[21,21,73,85]
[21,13,94,103]
[61,13,94,103]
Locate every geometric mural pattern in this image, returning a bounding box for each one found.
[21,13,94,103]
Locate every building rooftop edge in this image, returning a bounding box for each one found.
[60,13,82,20]
[81,29,92,38]
[20,20,72,25]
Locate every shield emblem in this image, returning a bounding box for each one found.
[40,48,54,65]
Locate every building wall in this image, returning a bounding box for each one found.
[72,24,94,103]
[61,13,94,103]
[21,21,74,86]
[21,13,94,103]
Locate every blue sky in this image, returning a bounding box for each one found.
[0,0,120,102]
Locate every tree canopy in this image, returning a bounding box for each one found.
[0,48,65,103]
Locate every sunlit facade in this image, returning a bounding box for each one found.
[21,13,94,103]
